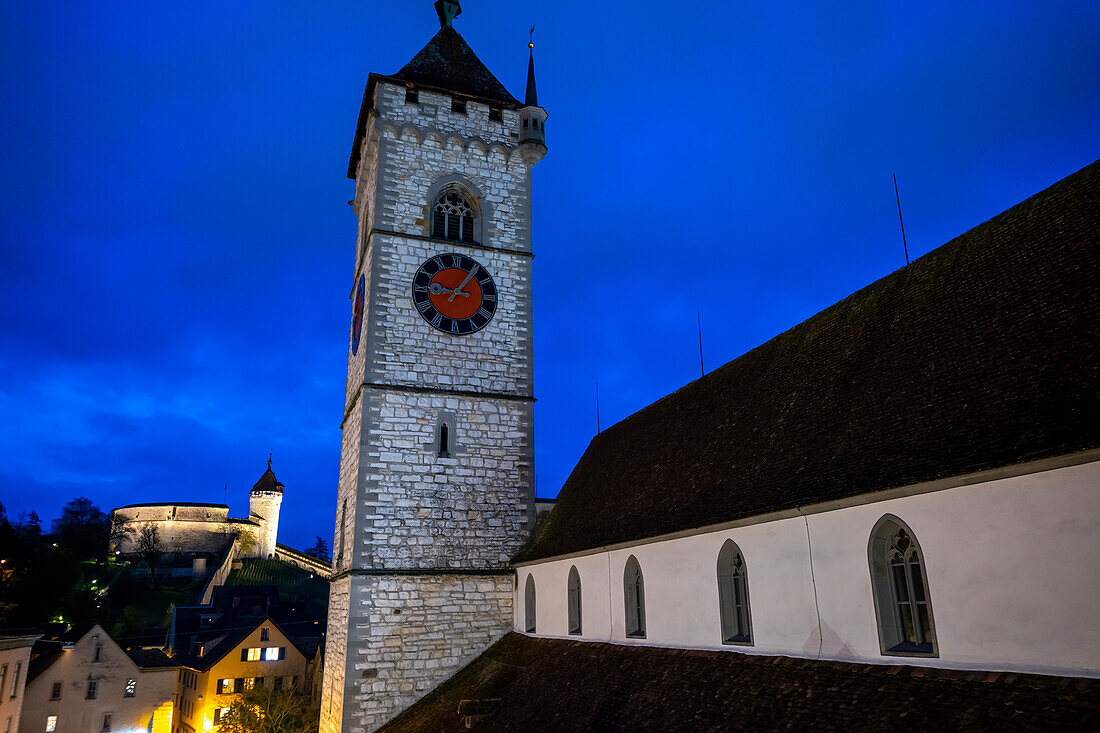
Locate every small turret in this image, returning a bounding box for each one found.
[249,454,284,558]
[518,31,548,167]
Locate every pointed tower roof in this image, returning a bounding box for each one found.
[525,47,538,107]
[348,22,523,178]
[390,26,521,108]
[251,456,285,494]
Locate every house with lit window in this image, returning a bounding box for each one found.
[173,617,318,733]
[19,625,176,733]
[374,157,1100,729]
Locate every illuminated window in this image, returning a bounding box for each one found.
[5,714,11,733]
[260,628,269,642]
[217,678,234,694]
[244,647,262,662]
[101,714,112,732]
[45,717,57,733]
[263,647,283,661]
[213,708,230,724]
[124,678,136,697]
[242,678,255,691]
[50,682,62,700]
[8,663,19,699]
[86,679,98,699]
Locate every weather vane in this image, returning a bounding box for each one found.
[529,25,536,49]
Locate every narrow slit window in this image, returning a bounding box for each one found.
[438,423,450,457]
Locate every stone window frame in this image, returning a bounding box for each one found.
[431,411,462,457]
[623,555,647,639]
[425,175,492,248]
[716,539,753,646]
[524,574,537,633]
[868,514,939,658]
[567,566,582,635]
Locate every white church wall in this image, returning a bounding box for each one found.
[516,456,1100,678]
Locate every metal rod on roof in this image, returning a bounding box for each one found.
[595,381,601,435]
[698,311,705,378]
[894,172,911,266]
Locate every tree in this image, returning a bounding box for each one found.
[108,513,134,556]
[135,523,164,588]
[304,537,330,563]
[52,498,109,560]
[216,684,319,733]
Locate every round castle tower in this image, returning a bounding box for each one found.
[248,456,284,558]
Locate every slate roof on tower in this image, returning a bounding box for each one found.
[516,160,1100,563]
[348,25,523,178]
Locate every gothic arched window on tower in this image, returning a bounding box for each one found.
[717,540,752,645]
[567,566,582,635]
[432,188,477,243]
[524,574,536,633]
[869,515,937,656]
[623,556,646,638]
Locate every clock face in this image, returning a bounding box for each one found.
[412,253,497,335]
[351,273,365,355]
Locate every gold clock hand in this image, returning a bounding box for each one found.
[449,264,479,302]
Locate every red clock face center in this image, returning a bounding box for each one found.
[429,268,484,320]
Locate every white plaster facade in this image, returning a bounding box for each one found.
[514,454,1100,679]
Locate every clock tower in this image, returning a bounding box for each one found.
[320,4,546,731]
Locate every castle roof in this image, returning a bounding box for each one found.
[348,25,522,178]
[517,160,1100,563]
[252,458,284,494]
[381,633,1100,731]
[114,502,229,511]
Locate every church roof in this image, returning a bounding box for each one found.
[517,160,1100,563]
[383,633,1100,731]
[348,26,522,178]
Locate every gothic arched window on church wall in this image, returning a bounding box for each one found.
[567,566,582,635]
[524,574,536,633]
[432,188,477,243]
[869,515,938,656]
[623,556,646,638]
[717,540,752,645]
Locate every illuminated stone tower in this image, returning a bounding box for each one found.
[320,3,546,730]
[249,456,284,558]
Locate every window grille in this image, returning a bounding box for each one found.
[717,540,752,644]
[567,566,582,635]
[869,516,937,656]
[101,714,111,732]
[86,679,97,700]
[524,575,536,633]
[260,628,269,642]
[432,189,476,243]
[623,556,646,638]
[50,682,62,700]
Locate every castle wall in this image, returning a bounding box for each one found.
[110,505,250,556]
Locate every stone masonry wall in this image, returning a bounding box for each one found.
[354,389,533,570]
[340,574,514,731]
[320,576,351,733]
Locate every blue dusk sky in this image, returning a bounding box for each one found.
[1,1,1097,551]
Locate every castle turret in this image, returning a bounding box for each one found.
[249,456,284,558]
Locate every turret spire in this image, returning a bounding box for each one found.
[525,26,539,107]
[434,0,462,29]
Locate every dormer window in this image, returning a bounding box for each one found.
[432,189,477,243]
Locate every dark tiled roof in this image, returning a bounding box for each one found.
[26,639,63,683]
[252,462,284,493]
[123,647,178,669]
[383,634,1100,732]
[518,161,1100,563]
[347,26,522,179]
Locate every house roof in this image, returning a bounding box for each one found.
[347,26,522,178]
[252,458,284,493]
[382,633,1100,732]
[123,647,178,669]
[517,160,1100,563]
